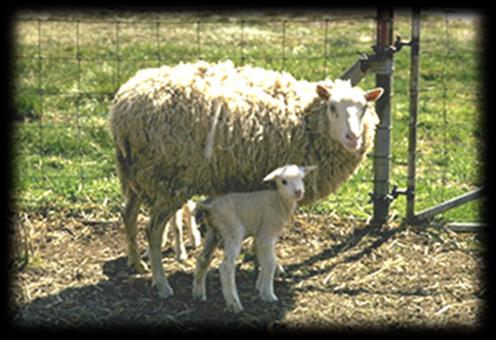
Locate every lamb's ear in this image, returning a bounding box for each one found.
[263,168,283,182]
[365,88,384,102]
[316,84,330,100]
[300,165,318,177]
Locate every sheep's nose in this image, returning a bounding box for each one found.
[346,132,359,141]
[294,189,303,199]
[345,132,361,150]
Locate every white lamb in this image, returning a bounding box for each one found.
[192,164,317,313]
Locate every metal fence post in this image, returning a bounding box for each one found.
[370,8,394,227]
[406,9,421,222]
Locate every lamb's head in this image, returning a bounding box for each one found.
[316,80,383,153]
[263,165,317,202]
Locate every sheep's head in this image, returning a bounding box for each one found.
[263,165,317,202]
[316,80,383,153]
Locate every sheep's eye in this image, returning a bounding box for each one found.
[360,105,368,117]
[330,104,338,117]
[281,179,288,186]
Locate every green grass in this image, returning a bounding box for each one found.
[12,11,484,223]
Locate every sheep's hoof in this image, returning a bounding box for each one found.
[153,280,174,299]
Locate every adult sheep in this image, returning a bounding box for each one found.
[110,60,383,298]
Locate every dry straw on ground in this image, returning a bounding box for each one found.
[10,211,484,331]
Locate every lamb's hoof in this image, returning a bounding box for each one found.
[153,280,174,299]
[260,293,279,303]
[129,259,149,274]
[192,239,202,249]
[176,251,188,262]
[275,264,285,276]
[192,285,207,301]
[226,302,244,314]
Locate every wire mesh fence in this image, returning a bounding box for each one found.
[391,10,484,224]
[12,10,484,224]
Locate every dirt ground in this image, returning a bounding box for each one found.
[9,212,486,332]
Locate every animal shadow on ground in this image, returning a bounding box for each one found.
[286,223,405,283]
[12,223,400,331]
[12,251,294,331]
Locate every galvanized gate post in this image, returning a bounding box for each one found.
[406,9,421,223]
[370,8,394,227]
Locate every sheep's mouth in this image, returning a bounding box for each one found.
[343,139,362,152]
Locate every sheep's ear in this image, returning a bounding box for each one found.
[300,165,318,177]
[365,88,384,102]
[316,84,330,100]
[263,168,283,182]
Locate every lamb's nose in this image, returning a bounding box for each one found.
[294,189,302,198]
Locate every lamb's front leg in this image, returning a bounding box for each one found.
[255,236,278,302]
[251,239,285,276]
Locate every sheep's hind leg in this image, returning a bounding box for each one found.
[146,210,174,299]
[123,192,148,273]
[192,229,219,301]
[143,219,170,260]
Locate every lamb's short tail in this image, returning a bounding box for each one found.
[194,198,215,238]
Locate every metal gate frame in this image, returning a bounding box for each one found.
[341,8,485,230]
[402,9,486,231]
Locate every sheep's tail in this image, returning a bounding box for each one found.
[114,136,136,198]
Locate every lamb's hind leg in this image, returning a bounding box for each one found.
[219,223,244,313]
[184,200,202,248]
[192,228,219,301]
[146,209,174,298]
[123,192,148,273]
[171,208,188,261]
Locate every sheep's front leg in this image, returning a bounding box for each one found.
[146,211,174,299]
[219,227,244,313]
[192,229,219,301]
[255,236,278,302]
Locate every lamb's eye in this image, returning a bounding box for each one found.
[282,179,288,186]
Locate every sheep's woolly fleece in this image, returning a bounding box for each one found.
[110,60,379,210]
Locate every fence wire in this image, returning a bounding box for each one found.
[391,10,483,223]
[13,10,483,223]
